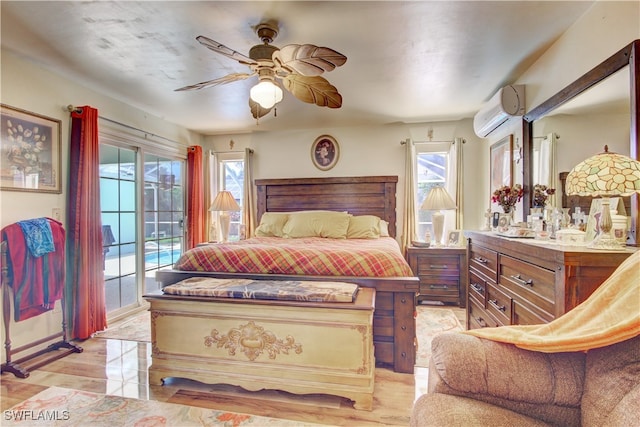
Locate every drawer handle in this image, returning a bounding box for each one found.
[401,352,406,358]
[401,298,407,304]
[429,284,450,290]
[474,257,488,264]
[401,325,407,331]
[475,316,488,327]
[511,274,534,287]
[429,264,449,269]
[489,299,506,312]
[470,283,484,293]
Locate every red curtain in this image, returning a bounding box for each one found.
[66,106,106,339]
[186,146,205,249]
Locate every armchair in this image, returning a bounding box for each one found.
[412,251,640,426]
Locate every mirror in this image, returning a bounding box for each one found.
[523,39,639,245]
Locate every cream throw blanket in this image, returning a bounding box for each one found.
[465,251,640,352]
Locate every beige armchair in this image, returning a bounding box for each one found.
[411,332,639,426]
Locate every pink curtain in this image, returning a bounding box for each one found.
[186,146,205,249]
[66,106,106,339]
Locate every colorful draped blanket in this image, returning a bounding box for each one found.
[163,277,359,302]
[465,250,640,352]
[173,236,413,277]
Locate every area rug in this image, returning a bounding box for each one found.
[4,386,325,426]
[415,307,464,368]
[92,311,151,342]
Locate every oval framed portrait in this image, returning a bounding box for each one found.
[311,135,339,171]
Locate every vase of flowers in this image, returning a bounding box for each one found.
[533,184,556,208]
[492,184,523,214]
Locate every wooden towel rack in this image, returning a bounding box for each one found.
[1,238,83,378]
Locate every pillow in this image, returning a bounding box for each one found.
[255,212,289,237]
[347,215,382,239]
[379,220,390,237]
[282,210,351,239]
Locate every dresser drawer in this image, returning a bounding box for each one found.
[499,255,555,315]
[468,270,489,305]
[468,297,503,329]
[414,255,460,277]
[486,283,511,325]
[513,298,553,325]
[469,244,498,282]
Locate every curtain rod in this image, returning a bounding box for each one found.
[210,149,254,154]
[66,104,180,145]
[400,139,463,145]
[533,133,560,139]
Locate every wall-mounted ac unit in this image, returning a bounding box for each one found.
[473,85,525,137]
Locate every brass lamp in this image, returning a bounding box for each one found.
[421,186,457,247]
[210,191,241,243]
[565,145,640,249]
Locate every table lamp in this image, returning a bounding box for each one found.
[421,186,457,247]
[565,145,640,249]
[210,190,241,243]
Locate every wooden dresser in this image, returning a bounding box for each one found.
[465,231,636,329]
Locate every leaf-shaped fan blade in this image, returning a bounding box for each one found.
[249,98,273,119]
[274,44,347,76]
[175,72,255,91]
[196,36,256,65]
[282,74,342,108]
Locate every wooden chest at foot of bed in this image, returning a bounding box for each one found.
[144,288,376,410]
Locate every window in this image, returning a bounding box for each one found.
[213,154,244,241]
[415,143,456,240]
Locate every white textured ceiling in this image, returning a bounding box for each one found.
[0,1,595,135]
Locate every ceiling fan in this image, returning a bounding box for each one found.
[175,22,347,119]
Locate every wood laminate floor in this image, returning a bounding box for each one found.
[1,306,465,426]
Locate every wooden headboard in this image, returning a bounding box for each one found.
[255,176,399,237]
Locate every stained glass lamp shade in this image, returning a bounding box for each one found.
[565,146,640,249]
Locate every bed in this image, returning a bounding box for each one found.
[155,176,419,374]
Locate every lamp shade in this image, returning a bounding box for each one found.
[421,187,457,211]
[250,80,283,109]
[210,191,240,212]
[565,146,640,197]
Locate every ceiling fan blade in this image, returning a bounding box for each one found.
[282,74,342,108]
[175,72,255,91]
[249,98,273,119]
[274,44,347,76]
[196,35,256,65]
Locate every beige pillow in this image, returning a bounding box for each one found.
[283,210,351,239]
[379,220,390,237]
[347,215,382,239]
[255,212,289,237]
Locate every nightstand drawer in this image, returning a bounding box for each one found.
[486,283,511,325]
[419,278,460,299]
[414,255,460,277]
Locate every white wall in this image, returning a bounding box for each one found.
[0,49,199,357]
[203,121,486,238]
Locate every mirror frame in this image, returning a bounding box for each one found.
[523,39,639,246]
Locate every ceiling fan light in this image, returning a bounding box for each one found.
[250,80,283,109]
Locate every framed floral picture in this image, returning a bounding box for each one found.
[311,135,339,171]
[1,104,62,193]
[489,135,513,201]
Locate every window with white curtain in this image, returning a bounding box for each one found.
[414,142,457,240]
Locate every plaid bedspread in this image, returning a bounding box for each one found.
[173,236,413,277]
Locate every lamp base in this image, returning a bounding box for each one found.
[587,232,623,250]
[432,211,445,247]
[219,213,230,243]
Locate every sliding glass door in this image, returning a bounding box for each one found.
[100,142,184,317]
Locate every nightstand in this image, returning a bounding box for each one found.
[407,246,468,307]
